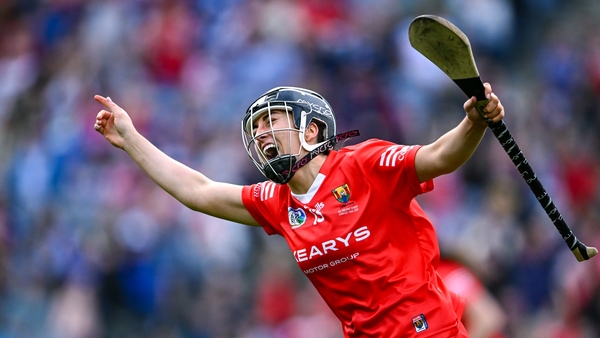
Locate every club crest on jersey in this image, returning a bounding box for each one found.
[411,314,428,333]
[332,184,351,204]
[288,207,307,229]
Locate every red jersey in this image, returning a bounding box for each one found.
[242,139,467,337]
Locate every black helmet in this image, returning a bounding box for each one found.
[242,86,337,184]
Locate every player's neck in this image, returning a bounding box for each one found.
[287,154,327,195]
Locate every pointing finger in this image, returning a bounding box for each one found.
[94,95,118,110]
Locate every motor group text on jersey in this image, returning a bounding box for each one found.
[292,226,370,274]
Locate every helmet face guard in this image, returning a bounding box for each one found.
[242,87,336,184]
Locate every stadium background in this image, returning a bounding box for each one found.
[0,0,599,337]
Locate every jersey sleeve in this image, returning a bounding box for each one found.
[241,182,282,236]
[354,139,433,205]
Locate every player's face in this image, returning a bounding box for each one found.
[252,110,301,161]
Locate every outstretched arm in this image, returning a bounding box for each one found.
[415,83,504,183]
[93,95,260,226]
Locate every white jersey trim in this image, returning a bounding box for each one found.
[260,181,276,201]
[291,173,326,204]
[380,145,400,167]
[379,145,413,167]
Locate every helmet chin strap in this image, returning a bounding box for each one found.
[273,129,360,183]
[263,155,297,184]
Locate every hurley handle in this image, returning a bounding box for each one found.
[459,77,597,261]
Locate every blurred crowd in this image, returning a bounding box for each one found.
[0,0,599,337]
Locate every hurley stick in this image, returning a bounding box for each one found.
[408,15,597,262]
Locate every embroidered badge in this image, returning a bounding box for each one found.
[288,207,306,229]
[412,314,428,333]
[332,184,351,204]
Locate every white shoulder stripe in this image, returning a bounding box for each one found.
[390,148,399,167]
[268,182,275,199]
[261,182,269,201]
[378,145,415,167]
[380,145,400,167]
[260,182,276,201]
[386,147,399,166]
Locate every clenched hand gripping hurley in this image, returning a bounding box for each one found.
[408,15,597,262]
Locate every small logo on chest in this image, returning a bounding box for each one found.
[304,202,325,225]
[288,202,325,229]
[332,183,359,216]
[288,207,307,229]
[332,184,351,203]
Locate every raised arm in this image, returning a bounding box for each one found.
[93,95,260,227]
[415,83,504,183]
